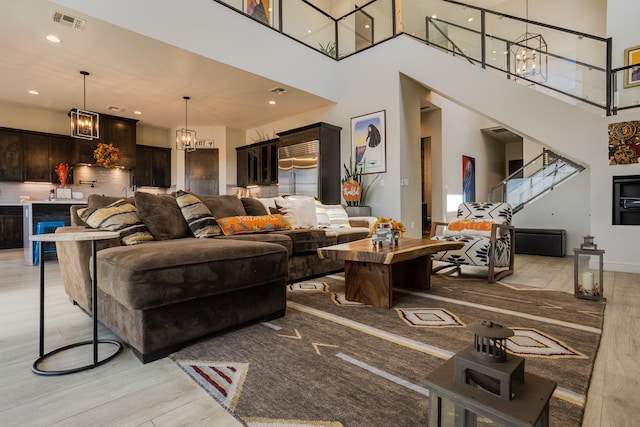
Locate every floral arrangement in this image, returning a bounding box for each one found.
[369,215,406,237]
[93,143,121,168]
[54,163,72,188]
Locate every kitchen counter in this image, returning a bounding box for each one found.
[23,200,87,265]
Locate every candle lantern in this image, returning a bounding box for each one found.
[573,236,605,301]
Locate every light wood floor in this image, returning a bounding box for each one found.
[0,249,637,426]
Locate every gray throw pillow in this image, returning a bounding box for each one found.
[134,192,189,240]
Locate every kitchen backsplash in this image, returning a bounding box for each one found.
[0,166,171,204]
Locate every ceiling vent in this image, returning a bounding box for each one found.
[50,10,86,31]
[491,127,510,133]
[107,106,124,112]
[269,87,288,95]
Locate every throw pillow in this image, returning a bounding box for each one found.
[275,197,318,229]
[444,219,495,237]
[175,191,221,238]
[217,215,291,235]
[134,192,190,240]
[77,199,154,246]
[315,201,331,228]
[256,196,285,215]
[324,204,351,228]
[241,197,268,216]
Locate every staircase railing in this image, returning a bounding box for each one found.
[212,0,638,115]
[488,149,585,213]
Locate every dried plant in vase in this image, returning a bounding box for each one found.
[54,163,72,187]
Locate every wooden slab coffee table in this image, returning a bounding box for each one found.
[317,238,464,308]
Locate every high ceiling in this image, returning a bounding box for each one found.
[0,0,334,131]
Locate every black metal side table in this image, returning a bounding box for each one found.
[29,230,123,375]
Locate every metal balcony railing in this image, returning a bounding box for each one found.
[213,0,639,116]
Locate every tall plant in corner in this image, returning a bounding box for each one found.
[342,156,379,207]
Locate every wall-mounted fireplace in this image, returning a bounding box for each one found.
[613,175,640,225]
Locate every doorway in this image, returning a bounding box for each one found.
[421,137,432,234]
[185,149,219,194]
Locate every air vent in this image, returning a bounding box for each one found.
[269,87,288,95]
[107,106,123,112]
[491,127,510,133]
[50,10,86,31]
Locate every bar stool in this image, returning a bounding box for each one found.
[33,221,65,265]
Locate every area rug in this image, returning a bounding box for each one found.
[171,273,605,427]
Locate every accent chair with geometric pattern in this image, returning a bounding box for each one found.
[429,202,515,283]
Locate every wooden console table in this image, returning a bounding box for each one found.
[317,238,464,308]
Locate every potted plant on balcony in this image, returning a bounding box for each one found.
[342,156,379,217]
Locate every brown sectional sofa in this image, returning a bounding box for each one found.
[56,192,372,362]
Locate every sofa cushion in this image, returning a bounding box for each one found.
[135,192,189,240]
[217,215,291,235]
[273,229,336,254]
[77,199,154,246]
[96,238,288,310]
[276,197,318,229]
[324,227,370,244]
[241,197,268,216]
[196,194,247,218]
[217,232,293,257]
[176,191,221,238]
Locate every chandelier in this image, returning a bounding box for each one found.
[510,0,547,81]
[176,96,196,152]
[70,71,99,140]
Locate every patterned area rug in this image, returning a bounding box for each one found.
[171,274,605,427]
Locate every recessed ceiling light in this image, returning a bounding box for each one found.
[46,34,61,43]
[134,111,142,115]
[468,18,474,22]
[28,90,40,95]
[269,100,276,105]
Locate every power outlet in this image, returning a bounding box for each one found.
[380,179,385,187]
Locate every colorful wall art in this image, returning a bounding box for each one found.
[609,121,640,165]
[462,155,476,202]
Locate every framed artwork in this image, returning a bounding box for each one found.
[351,110,386,174]
[245,0,271,26]
[624,46,640,88]
[462,155,476,202]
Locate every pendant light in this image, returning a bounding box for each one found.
[176,96,196,152]
[70,71,99,140]
[511,0,547,81]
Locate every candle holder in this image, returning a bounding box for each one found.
[573,236,605,301]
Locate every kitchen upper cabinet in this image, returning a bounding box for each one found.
[0,129,24,181]
[135,145,171,188]
[73,113,137,168]
[236,139,278,187]
[0,127,72,182]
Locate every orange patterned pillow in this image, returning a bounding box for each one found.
[445,219,495,236]
[217,214,291,235]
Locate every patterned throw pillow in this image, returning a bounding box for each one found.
[176,190,221,238]
[324,205,351,228]
[315,201,331,228]
[77,199,154,245]
[217,215,291,235]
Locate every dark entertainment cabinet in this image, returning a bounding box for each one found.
[613,175,640,225]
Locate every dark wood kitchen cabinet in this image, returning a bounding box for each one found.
[236,139,278,187]
[135,145,171,188]
[73,113,137,168]
[0,127,72,182]
[0,206,23,249]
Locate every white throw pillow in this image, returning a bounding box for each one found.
[324,205,351,229]
[315,201,331,228]
[276,197,318,229]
